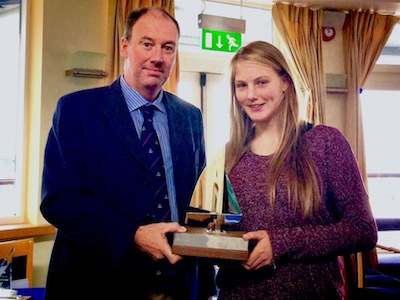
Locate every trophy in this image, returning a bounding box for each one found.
[0,246,15,290]
[0,246,24,299]
[172,148,249,261]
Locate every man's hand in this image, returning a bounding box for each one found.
[134,222,187,264]
[241,230,274,271]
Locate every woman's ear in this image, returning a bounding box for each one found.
[281,78,290,93]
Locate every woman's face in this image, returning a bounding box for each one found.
[234,60,288,127]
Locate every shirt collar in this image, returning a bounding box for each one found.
[120,75,165,113]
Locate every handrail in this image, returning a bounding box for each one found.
[367,173,400,178]
[376,243,400,253]
[0,179,14,185]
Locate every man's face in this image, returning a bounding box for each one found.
[121,11,178,101]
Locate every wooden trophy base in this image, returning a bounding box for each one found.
[172,227,248,261]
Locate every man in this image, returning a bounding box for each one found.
[41,7,215,300]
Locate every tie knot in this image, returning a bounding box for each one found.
[141,105,156,117]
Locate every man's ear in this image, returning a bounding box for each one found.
[120,37,129,58]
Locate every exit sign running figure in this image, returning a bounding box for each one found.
[202,29,241,53]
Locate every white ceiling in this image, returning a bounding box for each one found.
[207,0,400,16]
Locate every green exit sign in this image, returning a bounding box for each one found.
[202,29,241,53]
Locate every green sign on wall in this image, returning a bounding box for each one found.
[202,29,241,53]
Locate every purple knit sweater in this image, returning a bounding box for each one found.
[217,125,377,300]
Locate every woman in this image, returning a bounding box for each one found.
[217,41,377,299]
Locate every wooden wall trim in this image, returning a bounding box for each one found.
[0,224,55,242]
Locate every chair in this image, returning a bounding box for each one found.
[343,218,400,299]
[375,219,400,279]
[0,238,34,288]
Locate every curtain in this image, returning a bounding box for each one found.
[343,10,399,183]
[342,10,399,289]
[272,3,326,125]
[106,0,178,93]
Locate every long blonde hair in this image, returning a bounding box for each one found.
[225,41,320,217]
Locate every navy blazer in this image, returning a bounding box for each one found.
[41,79,212,298]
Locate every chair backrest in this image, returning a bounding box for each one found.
[342,218,400,299]
[0,238,34,288]
[375,218,400,254]
[342,253,364,299]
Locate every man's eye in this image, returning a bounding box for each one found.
[164,45,175,53]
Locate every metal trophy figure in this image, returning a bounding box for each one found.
[0,246,15,290]
[0,245,22,299]
[172,148,249,260]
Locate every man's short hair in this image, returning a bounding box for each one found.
[123,7,180,41]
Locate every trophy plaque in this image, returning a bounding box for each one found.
[172,148,249,261]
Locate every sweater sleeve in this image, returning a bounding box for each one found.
[270,126,377,263]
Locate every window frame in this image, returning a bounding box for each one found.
[362,38,400,248]
[360,86,400,220]
[0,0,27,225]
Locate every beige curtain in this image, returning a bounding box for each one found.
[343,10,398,289]
[272,3,326,125]
[106,0,178,93]
[343,10,399,183]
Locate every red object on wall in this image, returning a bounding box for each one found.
[322,27,335,41]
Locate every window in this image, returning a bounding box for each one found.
[361,21,400,249]
[361,90,400,249]
[0,0,25,223]
[377,23,400,65]
[361,90,400,219]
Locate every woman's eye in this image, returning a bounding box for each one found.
[258,80,267,86]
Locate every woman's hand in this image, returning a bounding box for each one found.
[241,230,274,271]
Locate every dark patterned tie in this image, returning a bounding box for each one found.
[140,105,170,222]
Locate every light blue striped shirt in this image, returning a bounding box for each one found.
[120,75,178,222]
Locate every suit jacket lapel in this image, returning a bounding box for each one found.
[164,93,186,171]
[102,79,149,169]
